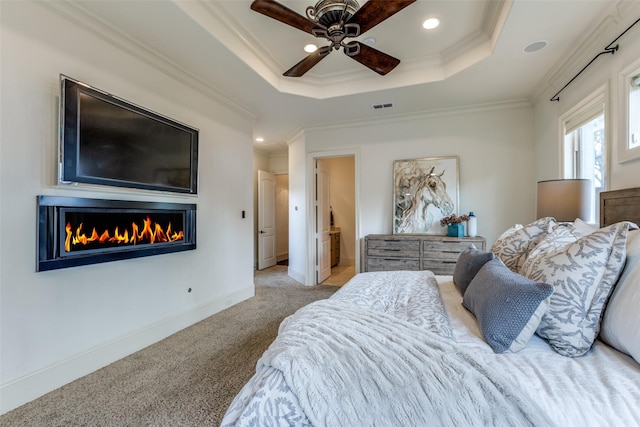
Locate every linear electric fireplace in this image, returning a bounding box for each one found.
[37,196,196,271]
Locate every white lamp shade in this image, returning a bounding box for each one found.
[537,179,591,222]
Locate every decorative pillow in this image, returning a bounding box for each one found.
[519,223,584,274]
[490,217,556,272]
[599,229,640,364]
[570,218,598,236]
[463,258,554,354]
[452,244,495,295]
[521,221,634,357]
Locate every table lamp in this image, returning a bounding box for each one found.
[537,179,591,222]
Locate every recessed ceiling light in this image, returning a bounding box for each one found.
[304,44,318,53]
[422,18,440,30]
[363,37,376,46]
[255,137,264,142]
[524,40,548,53]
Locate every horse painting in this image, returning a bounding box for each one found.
[394,161,455,233]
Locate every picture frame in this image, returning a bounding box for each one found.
[393,156,459,234]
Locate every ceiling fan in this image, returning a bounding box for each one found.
[250,0,416,77]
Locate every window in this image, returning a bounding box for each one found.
[619,60,640,163]
[629,72,640,150]
[562,94,605,224]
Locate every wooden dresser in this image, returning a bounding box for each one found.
[365,234,486,275]
[330,230,341,267]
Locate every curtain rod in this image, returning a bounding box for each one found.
[550,17,640,102]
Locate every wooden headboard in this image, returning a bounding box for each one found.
[600,187,640,227]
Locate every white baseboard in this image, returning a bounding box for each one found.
[0,286,254,415]
[287,267,305,285]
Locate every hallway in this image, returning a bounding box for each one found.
[322,265,356,287]
[276,260,355,287]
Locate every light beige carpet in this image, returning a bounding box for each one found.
[0,266,338,426]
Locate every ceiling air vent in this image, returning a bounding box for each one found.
[372,102,393,110]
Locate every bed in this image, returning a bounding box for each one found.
[222,188,640,426]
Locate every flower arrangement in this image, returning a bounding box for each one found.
[440,214,470,227]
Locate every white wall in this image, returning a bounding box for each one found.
[269,153,289,174]
[533,6,640,191]
[303,103,536,263]
[1,2,254,413]
[287,133,307,284]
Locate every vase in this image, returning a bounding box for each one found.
[467,212,477,237]
[447,223,465,237]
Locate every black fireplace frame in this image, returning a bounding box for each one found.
[37,196,196,271]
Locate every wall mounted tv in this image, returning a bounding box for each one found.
[60,75,198,194]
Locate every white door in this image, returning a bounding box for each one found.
[316,160,331,283]
[258,170,277,270]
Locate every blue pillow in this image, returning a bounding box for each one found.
[463,258,554,353]
[453,244,495,295]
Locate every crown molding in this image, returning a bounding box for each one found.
[39,1,257,120]
[194,0,511,100]
[286,128,306,146]
[531,0,640,104]
[304,98,531,133]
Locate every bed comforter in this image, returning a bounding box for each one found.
[222,271,640,426]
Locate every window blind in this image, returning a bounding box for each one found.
[564,96,605,135]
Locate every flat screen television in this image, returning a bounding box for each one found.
[59,75,198,194]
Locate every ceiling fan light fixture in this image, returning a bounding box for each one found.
[250,0,417,77]
[422,18,440,30]
[304,43,318,53]
[307,0,360,27]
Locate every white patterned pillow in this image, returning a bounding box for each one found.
[599,229,640,364]
[519,223,588,274]
[521,222,634,357]
[490,217,556,272]
[570,218,598,236]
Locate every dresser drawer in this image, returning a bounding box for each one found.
[367,258,420,272]
[422,259,458,275]
[364,234,486,274]
[367,238,420,258]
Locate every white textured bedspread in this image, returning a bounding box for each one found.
[259,298,555,427]
[222,272,640,426]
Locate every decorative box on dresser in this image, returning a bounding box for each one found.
[365,234,486,275]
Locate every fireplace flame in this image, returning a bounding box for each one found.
[65,216,184,252]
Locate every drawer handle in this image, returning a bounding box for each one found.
[442,250,459,253]
[383,249,401,252]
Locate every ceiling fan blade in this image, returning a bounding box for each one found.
[346,42,400,76]
[250,0,319,34]
[284,46,331,77]
[348,0,416,34]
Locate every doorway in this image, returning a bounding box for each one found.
[313,155,357,286]
[257,171,289,270]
